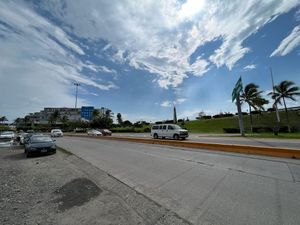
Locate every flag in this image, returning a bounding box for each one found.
[232,77,243,102]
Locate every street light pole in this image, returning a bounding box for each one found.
[74,82,80,108]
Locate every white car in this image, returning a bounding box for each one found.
[0,131,15,139]
[50,129,63,137]
[87,129,102,136]
[151,124,188,140]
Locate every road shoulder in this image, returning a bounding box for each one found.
[0,146,190,225]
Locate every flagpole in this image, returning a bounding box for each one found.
[232,76,245,137]
[236,93,245,136]
[270,67,280,122]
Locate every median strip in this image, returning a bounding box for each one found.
[65,134,300,159]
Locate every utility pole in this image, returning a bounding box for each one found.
[270,68,280,123]
[74,82,80,109]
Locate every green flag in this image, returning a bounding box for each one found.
[232,77,243,102]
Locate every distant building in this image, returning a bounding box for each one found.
[81,106,94,121]
[31,107,81,124]
[21,106,111,124]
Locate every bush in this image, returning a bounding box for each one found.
[252,127,273,133]
[202,116,212,119]
[110,128,135,133]
[213,113,234,119]
[143,127,151,132]
[252,126,296,133]
[223,128,240,133]
[251,111,261,115]
[235,112,248,115]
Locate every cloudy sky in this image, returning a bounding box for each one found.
[1,0,300,122]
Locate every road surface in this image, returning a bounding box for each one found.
[112,133,300,149]
[57,137,300,225]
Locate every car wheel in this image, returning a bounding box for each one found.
[182,137,186,140]
[173,134,179,140]
[153,133,158,139]
[26,151,31,158]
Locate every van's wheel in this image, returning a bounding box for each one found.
[153,133,158,139]
[173,134,179,140]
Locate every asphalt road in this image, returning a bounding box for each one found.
[112,133,300,149]
[57,137,300,225]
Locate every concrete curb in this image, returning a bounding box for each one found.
[65,134,300,159]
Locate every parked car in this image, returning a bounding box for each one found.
[50,129,63,137]
[24,134,56,157]
[23,133,36,144]
[87,129,102,136]
[17,132,28,144]
[0,131,15,139]
[151,124,188,140]
[99,129,112,136]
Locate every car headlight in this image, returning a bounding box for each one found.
[50,145,56,149]
[30,147,37,150]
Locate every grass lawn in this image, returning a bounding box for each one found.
[183,110,300,135]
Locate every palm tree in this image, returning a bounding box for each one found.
[92,109,100,120]
[269,80,300,132]
[241,83,268,132]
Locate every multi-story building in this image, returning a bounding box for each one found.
[22,106,111,124]
[81,106,94,121]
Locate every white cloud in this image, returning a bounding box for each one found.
[160,98,186,107]
[1,0,300,120]
[0,1,117,120]
[178,0,206,20]
[33,0,300,88]
[160,101,173,108]
[243,64,256,71]
[270,25,300,57]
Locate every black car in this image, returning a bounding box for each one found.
[24,135,56,157]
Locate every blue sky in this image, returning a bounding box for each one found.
[0,0,300,122]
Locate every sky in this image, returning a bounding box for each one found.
[0,0,300,122]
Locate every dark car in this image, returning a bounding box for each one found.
[24,135,56,157]
[23,133,35,145]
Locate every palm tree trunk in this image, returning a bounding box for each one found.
[249,105,253,132]
[282,97,291,132]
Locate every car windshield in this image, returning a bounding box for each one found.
[30,136,53,143]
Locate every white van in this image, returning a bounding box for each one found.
[151,124,188,140]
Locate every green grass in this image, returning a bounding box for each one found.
[183,111,300,134]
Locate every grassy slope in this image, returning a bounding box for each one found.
[183,111,300,133]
